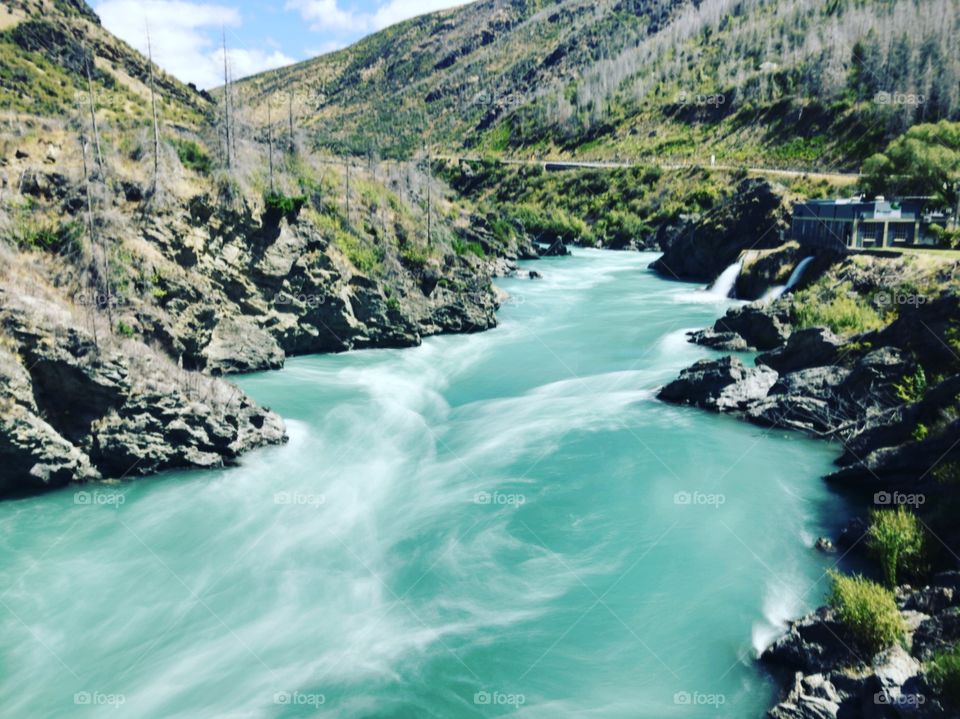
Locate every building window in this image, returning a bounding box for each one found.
[892,224,911,243]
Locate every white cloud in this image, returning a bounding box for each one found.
[305,40,348,57]
[370,0,464,30]
[96,0,295,89]
[283,0,365,32]
[285,0,466,38]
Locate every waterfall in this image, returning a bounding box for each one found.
[706,260,742,299]
[784,256,815,292]
[760,257,815,304]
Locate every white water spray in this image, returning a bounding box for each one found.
[706,260,742,299]
[761,257,815,304]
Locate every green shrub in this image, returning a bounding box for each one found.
[895,367,927,404]
[115,320,136,338]
[399,244,431,269]
[452,239,485,258]
[15,219,82,254]
[506,203,589,245]
[264,191,307,217]
[927,645,960,706]
[333,230,383,275]
[792,282,886,335]
[912,423,929,442]
[868,507,925,586]
[170,139,211,175]
[828,571,904,654]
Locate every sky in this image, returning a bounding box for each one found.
[93,0,466,89]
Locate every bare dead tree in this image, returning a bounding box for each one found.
[288,90,296,153]
[146,22,162,190]
[422,137,432,246]
[221,29,232,170]
[267,94,275,192]
[345,158,351,225]
[83,51,104,177]
[78,137,101,350]
[80,58,114,331]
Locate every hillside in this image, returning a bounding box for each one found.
[240,0,959,169]
[0,0,528,496]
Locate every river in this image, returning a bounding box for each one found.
[0,249,851,718]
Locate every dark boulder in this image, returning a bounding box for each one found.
[687,328,752,351]
[761,607,859,674]
[651,178,788,282]
[758,328,843,374]
[710,302,792,351]
[658,355,778,412]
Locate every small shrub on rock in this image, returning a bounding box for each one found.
[868,506,925,586]
[828,571,904,655]
[927,645,960,707]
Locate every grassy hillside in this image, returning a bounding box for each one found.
[239,0,959,170]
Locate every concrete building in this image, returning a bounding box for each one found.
[791,197,948,251]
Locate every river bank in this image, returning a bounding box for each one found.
[655,242,960,717]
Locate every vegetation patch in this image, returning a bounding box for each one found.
[264,191,307,218]
[170,139,212,175]
[792,282,886,336]
[867,507,925,586]
[828,571,905,655]
[333,230,383,275]
[927,645,960,707]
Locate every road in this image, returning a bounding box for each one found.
[438,155,860,183]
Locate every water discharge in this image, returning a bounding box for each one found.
[705,260,743,299]
[760,256,815,304]
[0,250,851,718]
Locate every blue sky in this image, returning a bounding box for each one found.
[93,0,465,89]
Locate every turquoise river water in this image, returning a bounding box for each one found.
[0,250,852,718]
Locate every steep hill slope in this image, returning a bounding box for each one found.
[240,0,959,169]
[0,0,521,495]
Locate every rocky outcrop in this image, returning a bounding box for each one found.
[0,292,286,497]
[757,328,843,374]
[651,178,789,283]
[658,356,778,411]
[85,193,502,375]
[692,301,793,351]
[762,574,960,718]
[661,344,912,440]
